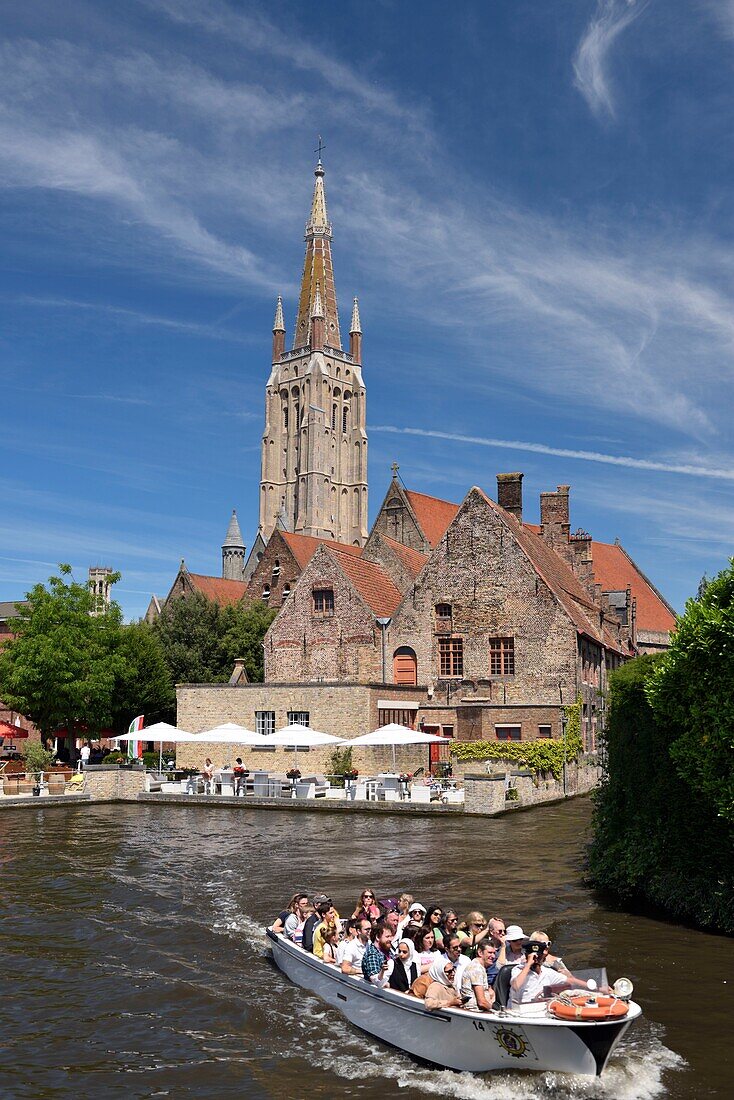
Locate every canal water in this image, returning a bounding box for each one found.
[0,799,730,1099]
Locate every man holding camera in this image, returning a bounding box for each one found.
[509,938,602,1008]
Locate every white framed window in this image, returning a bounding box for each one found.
[256,711,275,736]
[287,711,309,727]
[538,724,552,739]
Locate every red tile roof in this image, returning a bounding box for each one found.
[281,531,362,569]
[187,573,248,606]
[478,492,623,651]
[523,525,674,635]
[404,490,459,547]
[330,549,403,617]
[381,536,428,579]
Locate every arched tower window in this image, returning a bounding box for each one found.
[332,403,337,430]
[342,404,349,433]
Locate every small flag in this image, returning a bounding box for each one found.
[127,715,144,760]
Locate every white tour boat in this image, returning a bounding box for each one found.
[267,930,642,1076]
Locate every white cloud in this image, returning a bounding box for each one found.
[370,424,734,481]
[573,0,648,119]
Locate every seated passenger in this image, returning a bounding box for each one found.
[402,902,427,939]
[426,905,445,948]
[482,940,503,987]
[412,925,440,974]
[302,896,332,953]
[233,757,249,796]
[351,888,382,923]
[459,911,490,957]
[424,958,463,1011]
[283,893,311,943]
[389,938,419,992]
[442,935,470,986]
[383,908,401,951]
[509,938,605,1007]
[440,909,464,946]
[504,924,528,965]
[459,940,496,1012]
[272,891,308,935]
[361,921,394,987]
[320,923,341,966]
[395,893,414,937]
[313,904,340,959]
[528,930,571,975]
[339,918,372,975]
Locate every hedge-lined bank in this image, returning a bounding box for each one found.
[587,561,734,935]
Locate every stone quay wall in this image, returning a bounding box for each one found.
[84,767,147,801]
[463,755,600,815]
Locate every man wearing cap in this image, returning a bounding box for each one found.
[509,939,597,1007]
[504,925,528,966]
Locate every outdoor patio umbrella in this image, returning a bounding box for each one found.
[338,723,450,772]
[192,722,263,745]
[260,723,341,769]
[117,721,197,771]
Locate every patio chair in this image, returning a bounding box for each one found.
[65,772,86,794]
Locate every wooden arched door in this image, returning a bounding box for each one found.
[393,646,417,685]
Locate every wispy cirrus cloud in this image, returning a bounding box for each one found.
[370,424,734,481]
[573,0,648,119]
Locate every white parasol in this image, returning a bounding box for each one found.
[260,723,341,769]
[338,723,450,771]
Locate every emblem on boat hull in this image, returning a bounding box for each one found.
[493,1026,529,1059]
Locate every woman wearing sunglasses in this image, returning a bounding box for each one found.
[426,904,445,947]
[351,888,381,923]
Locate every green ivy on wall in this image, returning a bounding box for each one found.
[450,698,584,780]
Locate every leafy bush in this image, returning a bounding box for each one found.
[102,751,125,764]
[451,700,583,779]
[588,653,734,934]
[22,741,57,775]
[326,746,354,787]
[142,750,175,769]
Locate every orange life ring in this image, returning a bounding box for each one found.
[549,993,629,1021]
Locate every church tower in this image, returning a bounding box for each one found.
[222,510,246,580]
[259,157,368,546]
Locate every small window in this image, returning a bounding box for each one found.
[378,708,417,729]
[495,726,521,741]
[312,588,334,616]
[435,603,452,631]
[287,711,310,727]
[283,405,288,430]
[332,403,337,430]
[272,560,280,580]
[489,637,515,676]
[256,711,275,736]
[262,584,270,601]
[342,405,348,433]
[282,584,291,598]
[538,724,552,739]
[438,637,463,677]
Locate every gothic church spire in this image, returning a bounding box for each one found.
[293,158,341,350]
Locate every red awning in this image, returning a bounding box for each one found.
[0,721,29,738]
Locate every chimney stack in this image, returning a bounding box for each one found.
[496,472,523,522]
[540,485,572,563]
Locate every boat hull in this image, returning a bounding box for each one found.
[267,932,640,1075]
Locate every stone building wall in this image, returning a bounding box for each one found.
[264,550,383,682]
[385,489,579,720]
[245,531,301,608]
[175,682,430,775]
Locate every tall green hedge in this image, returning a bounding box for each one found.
[587,654,734,933]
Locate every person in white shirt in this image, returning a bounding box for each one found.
[283,894,311,944]
[339,918,372,975]
[80,743,91,770]
[510,939,601,1007]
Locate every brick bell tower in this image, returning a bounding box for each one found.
[258,155,368,546]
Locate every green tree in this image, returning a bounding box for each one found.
[646,558,734,824]
[0,565,125,761]
[219,600,277,683]
[152,594,227,685]
[153,595,276,686]
[111,621,175,733]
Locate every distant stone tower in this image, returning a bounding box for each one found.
[88,566,113,615]
[259,156,368,546]
[222,510,246,580]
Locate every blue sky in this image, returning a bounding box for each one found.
[2,0,733,620]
